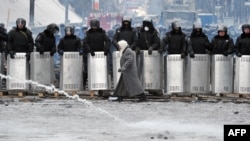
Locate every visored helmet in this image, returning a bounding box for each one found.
[218,25,227,32]
[16,18,26,27]
[65,25,75,35]
[90,19,100,28]
[122,16,132,22]
[241,24,250,32]
[171,21,181,30]
[47,23,59,34]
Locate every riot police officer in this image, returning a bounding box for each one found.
[7,18,34,59]
[137,17,160,54]
[57,25,83,55]
[187,23,210,58]
[161,21,186,58]
[235,24,250,57]
[210,25,234,56]
[112,16,138,51]
[35,23,59,56]
[0,23,7,53]
[82,19,110,90]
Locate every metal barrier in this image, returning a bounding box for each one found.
[59,52,83,91]
[30,52,54,91]
[165,54,184,94]
[88,52,109,90]
[234,55,250,94]
[186,54,210,93]
[211,55,233,93]
[6,53,29,90]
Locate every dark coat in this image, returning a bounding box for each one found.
[57,35,82,52]
[0,26,7,53]
[113,47,144,97]
[161,30,186,54]
[210,35,234,54]
[112,27,138,50]
[7,27,34,53]
[235,33,250,55]
[188,31,210,54]
[35,30,56,53]
[83,28,110,53]
[137,29,160,50]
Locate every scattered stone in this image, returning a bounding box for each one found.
[150,136,154,139]
[234,111,239,114]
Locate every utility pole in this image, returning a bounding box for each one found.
[29,0,35,27]
[65,0,69,24]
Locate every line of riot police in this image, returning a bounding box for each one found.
[1,17,250,96]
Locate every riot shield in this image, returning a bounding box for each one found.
[234,55,250,94]
[112,51,121,89]
[88,52,109,90]
[186,54,210,93]
[59,52,83,91]
[165,54,184,94]
[211,55,233,93]
[141,51,163,90]
[30,52,54,92]
[6,53,29,90]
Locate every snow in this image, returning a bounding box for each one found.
[0,0,82,30]
[0,98,250,141]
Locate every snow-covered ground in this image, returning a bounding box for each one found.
[0,97,250,141]
[0,0,82,30]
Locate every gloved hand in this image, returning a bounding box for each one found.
[58,50,64,56]
[9,51,15,59]
[50,51,55,56]
[236,52,242,57]
[104,51,108,56]
[158,48,163,54]
[25,53,30,60]
[135,47,140,54]
[90,51,95,56]
[223,51,228,57]
[118,67,125,73]
[148,47,153,55]
[189,53,195,58]
[79,50,84,56]
[38,47,44,54]
[181,53,185,59]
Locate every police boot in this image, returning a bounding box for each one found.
[138,93,147,102]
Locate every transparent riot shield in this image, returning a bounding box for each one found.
[7,53,29,90]
[165,54,184,94]
[234,55,250,94]
[88,52,109,90]
[186,54,210,93]
[141,51,163,90]
[112,51,121,89]
[60,52,83,91]
[211,55,233,94]
[30,52,54,92]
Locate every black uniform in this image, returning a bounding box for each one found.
[235,24,250,56]
[7,26,34,57]
[210,26,234,55]
[112,17,138,50]
[188,25,210,56]
[137,20,160,54]
[83,28,110,55]
[0,24,7,53]
[161,21,186,56]
[57,35,82,52]
[35,23,59,56]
